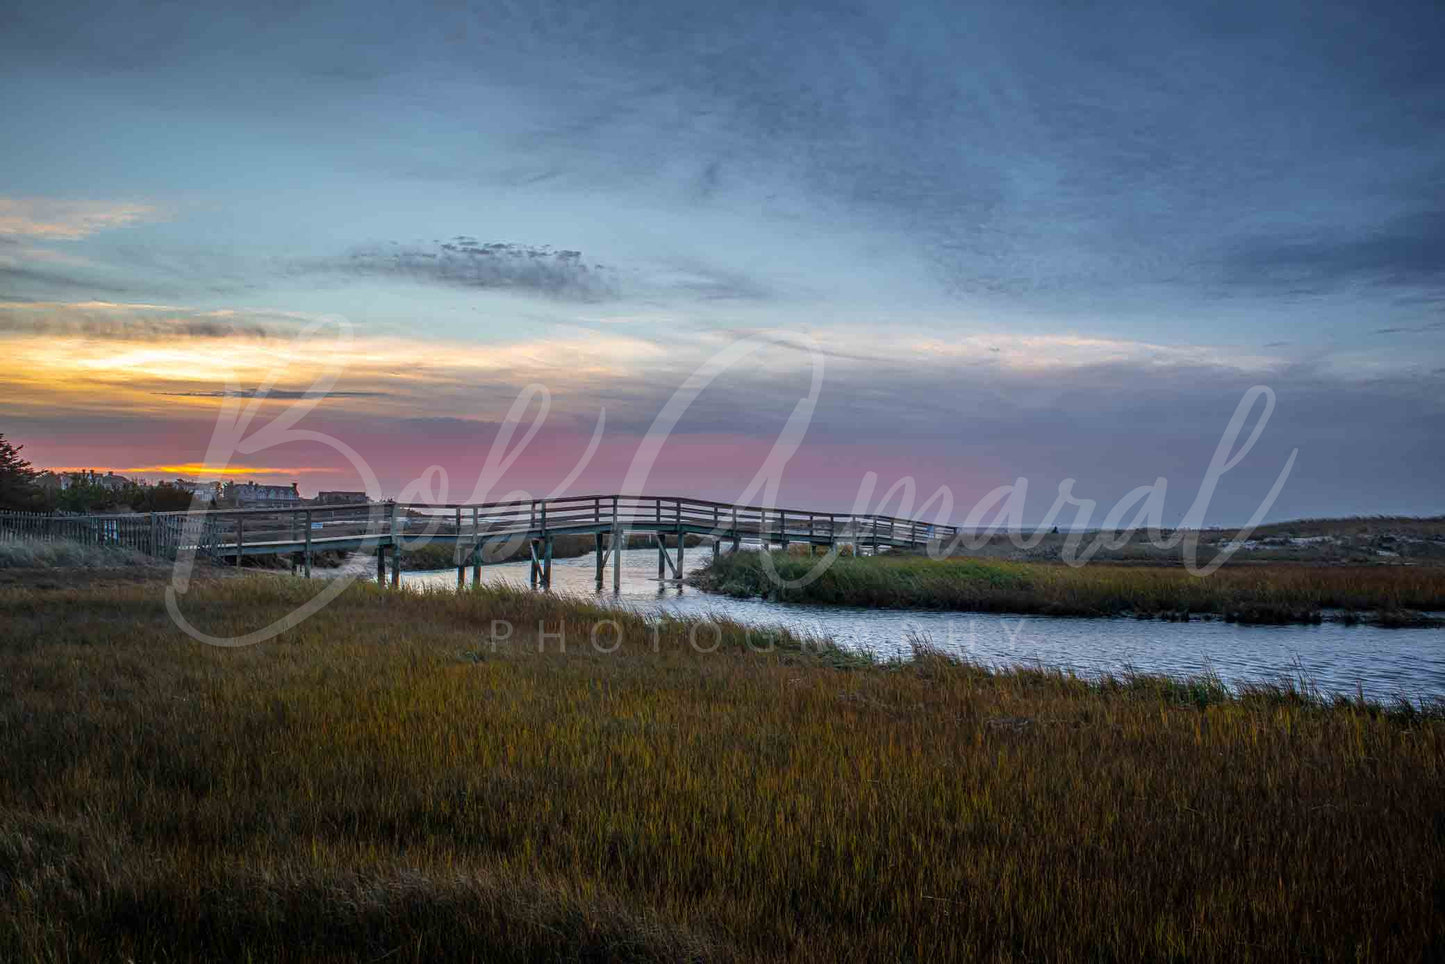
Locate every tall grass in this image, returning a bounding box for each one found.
[0,535,155,569]
[1,576,1442,960]
[690,551,1445,623]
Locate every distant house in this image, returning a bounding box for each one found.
[35,471,66,496]
[314,490,369,505]
[173,478,221,503]
[67,470,133,493]
[223,480,302,506]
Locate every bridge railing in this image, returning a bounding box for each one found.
[392,494,957,547]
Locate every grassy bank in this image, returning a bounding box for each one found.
[2,577,1443,961]
[939,516,1445,564]
[689,551,1445,624]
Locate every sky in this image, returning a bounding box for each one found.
[1,0,1442,524]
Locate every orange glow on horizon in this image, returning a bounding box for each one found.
[47,464,335,477]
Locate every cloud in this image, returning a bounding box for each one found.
[1218,210,1445,297]
[1374,319,1445,335]
[294,238,617,301]
[0,301,283,339]
[0,198,159,240]
[651,259,773,302]
[117,463,333,476]
[155,388,389,399]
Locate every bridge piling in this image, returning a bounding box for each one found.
[456,508,465,589]
[611,497,621,592]
[594,532,605,589]
[388,504,401,588]
[471,509,481,585]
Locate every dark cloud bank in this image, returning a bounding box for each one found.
[309,238,615,301]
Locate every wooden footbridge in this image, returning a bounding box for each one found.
[0,495,956,591]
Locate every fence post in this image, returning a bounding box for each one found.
[235,514,244,568]
[304,509,312,578]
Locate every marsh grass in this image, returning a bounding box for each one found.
[1,576,1443,961]
[0,536,155,569]
[691,551,1445,624]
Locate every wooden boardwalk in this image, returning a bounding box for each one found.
[0,495,957,591]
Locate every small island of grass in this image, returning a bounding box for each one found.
[688,549,1445,625]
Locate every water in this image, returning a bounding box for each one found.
[326,547,1445,702]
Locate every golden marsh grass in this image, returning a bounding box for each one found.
[692,551,1445,623]
[1,575,1442,961]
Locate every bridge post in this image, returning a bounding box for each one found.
[376,544,385,584]
[303,509,312,578]
[389,502,401,588]
[594,532,605,589]
[456,508,465,589]
[471,508,481,586]
[657,531,665,582]
[543,536,553,588]
[611,496,621,592]
[235,515,244,568]
[529,539,539,589]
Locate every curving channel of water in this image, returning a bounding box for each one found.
[327,547,1444,702]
